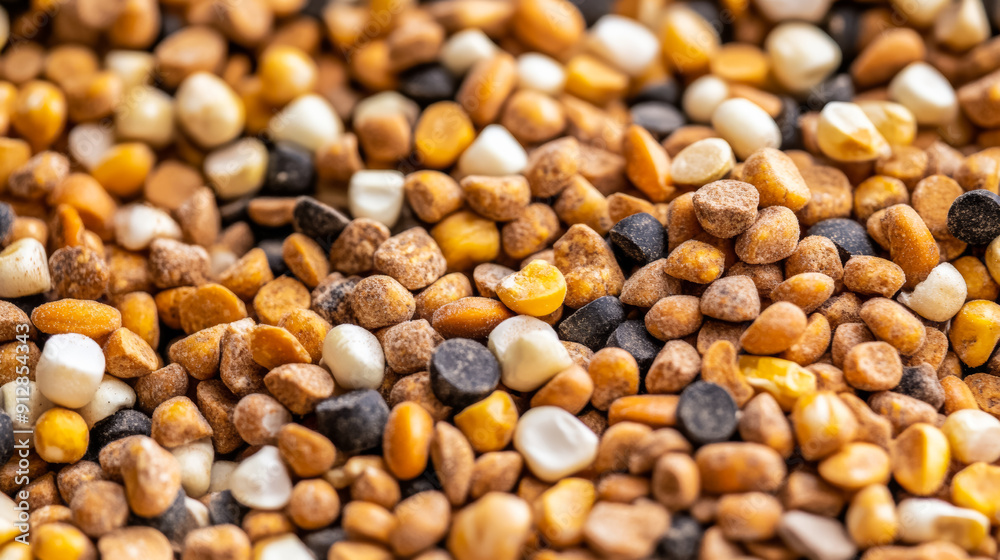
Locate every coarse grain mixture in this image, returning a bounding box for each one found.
[7,1,1000,559]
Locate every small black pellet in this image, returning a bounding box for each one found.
[0,202,14,243]
[0,411,13,466]
[825,3,862,61]
[566,0,613,26]
[399,64,458,106]
[316,389,390,454]
[607,319,663,374]
[131,489,196,544]
[293,196,351,248]
[947,189,1000,245]
[655,514,703,560]
[804,74,854,112]
[399,467,443,499]
[676,381,737,445]
[206,490,246,526]
[429,338,501,410]
[303,528,348,559]
[558,296,626,351]
[85,409,152,462]
[264,142,316,197]
[895,364,946,410]
[629,80,681,107]
[629,102,687,140]
[807,218,876,261]
[257,239,289,278]
[610,212,667,265]
[775,96,802,150]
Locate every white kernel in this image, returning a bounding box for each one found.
[897,498,989,550]
[230,445,293,510]
[348,170,406,228]
[115,86,175,149]
[711,98,782,160]
[322,324,385,390]
[888,62,958,126]
[765,23,841,94]
[114,204,183,251]
[897,262,967,322]
[517,53,565,96]
[587,15,659,77]
[74,375,135,427]
[440,29,498,75]
[682,75,730,124]
[488,316,573,392]
[175,72,245,149]
[269,93,343,152]
[942,409,1000,465]
[458,124,528,176]
[204,137,268,200]
[817,102,891,162]
[36,333,106,409]
[172,438,214,499]
[513,406,599,482]
[0,238,51,298]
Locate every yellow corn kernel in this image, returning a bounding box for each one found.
[535,478,595,548]
[845,484,898,548]
[414,102,475,169]
[791,391,858,461]
[496,260,567,317]
[564,54,629,106]
[453,390,518,453]
[431,210,500,271]
[91,142,156,198]
[659,5,719,75]
[34,408,89,464]
[952,462,1000,523]
[738,356,817,412]
[32,523,95,560]
[12,81,66,150]
[949,300,1000,367]
[383,401,434,481]
[890,423,950,496]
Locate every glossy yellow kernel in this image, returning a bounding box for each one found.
[496,260,567,317]
[535,478,596,548]
[34,408,89,464]
[660,5,719,75]
[792,391,858,461]
[738,355,817,412]
[453,390,519,453]
[414,101,475,169]
[817,442,891,491]
[564,54,628,106]
[12,81,66,150]
[949,300,1000,367]
[846,484,898,548]
[383,401,435,481]
[32,523,95,560]
[258,45,318,107]
[952,462,1000,524]
[890,423,950,496]
[430,210,501,271]
[91,142,156,198]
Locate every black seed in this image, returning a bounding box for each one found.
[895,364,945,410]
[264,142,316,197]
[399,467,442,498]
[655,514,703,560]
[258,239,288,277]
[676,381,737,445]
[399,64,458,106]
[293,196,350,248]
[85,409,152,462]
[629,80,681,107]
[807,219,876,261]
[558,296,626,351]
[775,96,802,151]
[629,102,687,140]
[825,3,862,61]
[429,338,501,409]
[610,212,666,265]
[315,389,390,454]
[947,189,1000,245]
[565,0,612,26]
[131,489,196,544]
[607,319,663,374]
[804,73,854,112]
[0,411,12,466]
[0,202,14,243]
[206,490,246,526]
[303,528,348,559]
